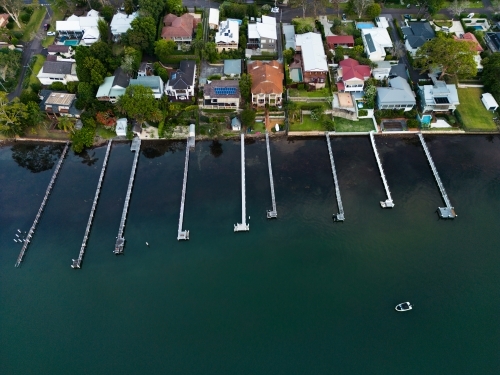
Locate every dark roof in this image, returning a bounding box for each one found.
[486,32,500,51]
[204,80,240,98]
[46,55,58,61]
[389,63,407,79]
[42,61,73,74]
[365,34,376,53]
[112,67,129,88]
[169,60,196,90]
[47,45,70,53]
[402,22,435,40]
[406,35,426,48]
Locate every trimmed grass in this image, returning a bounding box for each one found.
[457,88,497,131]
[29,54,46,86]
[41,36,55,48]
[249,121,266,133]
[334,117,375,132]
[434,20,453,28]
[21,7,47,42]
[289,88,331,98]
[292,17,315,32]
[289,115,324,131]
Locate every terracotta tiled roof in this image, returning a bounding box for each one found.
[249,60,283,95]
[161,13,199,39]
[453,32,483,52]
[326,35,354,47]
[339,58,371,81]
[0,13,9,28]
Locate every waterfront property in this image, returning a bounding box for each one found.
[161,13,201,48]
[96,67,129,103]
[402,22,436,56]
[56,9,101,45]
[129,76,164,99]
[457,88,497,130]
[419,75,459,113]
[361,27,393,61]
[215,20,239,52]
[336,57,371,93]
[247,16,277,52]
[248,60,283,107]
[377,77,416,111]
[165,60,196,100]
[39,90,81,118]
[202,80,240,110]
[294,32,329,89]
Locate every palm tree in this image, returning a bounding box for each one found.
[57,116,74,132]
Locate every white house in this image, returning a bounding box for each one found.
[375,17,390,29]
[481,93,499,111]
[215,20,239,52]
[247,16,277,52]
[56,10,101,45]
[116,118,127,136]
[361,28,393,61]
[37,61,78,85]
[110,12,138,40]
[208,8,219,30]
[165,60,196,99]
[418,75,460,113]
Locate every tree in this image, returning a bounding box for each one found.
[365,3,381,18]
[239,73,252,103]
[241,107,256,127]
[124,16,156,53]
[122,46,142,75]
[418,0,446,15]
[154,39,176,62]
[121,54,136,76]
[0,0,23,28]
[116,85,162,125]
[415,35,477,79]
[26,101,43,127]
[482,54,500,103]
[448,0,469,19]
[139,0,166,20]
[283,48,294,65]
[363,83,377,108]
[83,57,107,87]
[89,41,113,70]
[165,0,183,15]
[71,118,96,153]
[349,0,374,18]
[124,0,134,15]
[0,92,28,136]
[392,40,406,60]
[77,82,96,108]
[491,0,500,13]
[289,0,308,18]
[311,0,328,18]
[57,116,74,132]
[100,5,114,23]
[202,42,219,63]
[97,19,110,44]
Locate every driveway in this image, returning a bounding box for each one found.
[199,60,224,83]
[318,16,335,37]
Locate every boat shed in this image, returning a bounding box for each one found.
[481,93,499,111]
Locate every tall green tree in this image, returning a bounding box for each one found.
[116,85,162,125]
[415,35,477,80]
[154,39,177,63]
[124,16,156,53]
[239,73,252,103]
[57,116,74,132]
[82,57,107,87]
[124,0,134,15]
[165,0,183,15]
[97,19,110,44]
[482,54,500,103]
[241,106,256,127]
[0,92,28,136]
[0,0,23,28]
[139,0,166,21]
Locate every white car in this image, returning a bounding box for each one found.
[467,13,475,18]
[47,31,56,36]
[271,7,279,13]
[178,96,187,100]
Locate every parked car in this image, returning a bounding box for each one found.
[178,96,187,100]
[47,31,56,36]
[404,14,412,20]
[43,23,49,31]
[467,13,475,18]
[342,13,347,21]
[271,7,279,13]
[406,4,411,8]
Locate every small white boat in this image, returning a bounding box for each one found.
[395,302,413,312]
[17,229,21,233]
[13,239,17,243]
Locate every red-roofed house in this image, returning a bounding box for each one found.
[326,35,354,49]
[161,13,201,48]
[0,14,9,28]
[453,32,483,52]
[336,58,371,92]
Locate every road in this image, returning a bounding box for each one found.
[8,3,53,100]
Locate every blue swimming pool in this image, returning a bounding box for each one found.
[357,22,375,29]
[470,25,483,30]
[64,40,79,46]
[419,115,432,125]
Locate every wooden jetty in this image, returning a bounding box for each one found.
[114,138,141,254]
[417,133,456,219]
[265,132,277,219]
[369,131,394,208]
[234,133,249,232]
[15,141,70,267]
[72,140,113,269]
[177,127,195,240]
[325,133,345,221]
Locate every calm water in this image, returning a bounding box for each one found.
[1,136,499,374]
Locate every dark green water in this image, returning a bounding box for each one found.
[1,136,499,374]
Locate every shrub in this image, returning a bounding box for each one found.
[404,108,417,119]
[49,82,67,91]
[208,74,221,80]
[358,109,368,116]
[406,119,419,128]
[66,81,78,94]
[20,13,31,24]
[297,83,305,90]
[30,82,42,93]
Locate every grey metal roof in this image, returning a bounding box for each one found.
[389,64,407,79]
[112,67,129,88]
[39,89,81,116]
[42,61,73,74]
[47,45,70,53]
[377,77,415,105]
[408,22,435,39]
[365,34,376,53]
[224,59,242,75]
[406,35,426,48]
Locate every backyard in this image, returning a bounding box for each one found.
[334,117,375,132]
[457,88,497,131]
[288,87,332,98]
[289,115,324,131]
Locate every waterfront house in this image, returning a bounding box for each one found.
[115,118,127,136]
[165,60,196,100]
[336,57,371,93]
[377,77,416,111]
[110,12,138,41]
[96,67,129,103]
[39,90,81,118]
[401,22,435,56]
[361,27,393,61]
[37,61,78,85]
[453,32,484,71]
[208,8,219,30]
[295,32,328,89]
[248,60,283,107]
[129,76,164,99]
[215,20,239,53]
[247,16,277,53]
[418,75,460,113]
[202,80,240,110]
[326,35,354,49]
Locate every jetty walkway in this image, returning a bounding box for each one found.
[265,132,277,219]
[15,141,70,267]
[234,133,249,232]
[114,138,141,254]
[369,131,394,208]
[72,140,112,268]
[417,133,456,219]
[177,129,195,240]
[325,133,345,221]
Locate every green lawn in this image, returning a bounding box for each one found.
[249,121,266,133]
[41,36,55,48]
[334,117,375,132]
[289,88,332,98]
[292,17,315,33]
[289,115,324,131]
[29,54,46,86]
[21,7,47,42]
[457,88,497,131]
[434,20,453,28]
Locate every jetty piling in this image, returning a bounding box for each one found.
[234,133,249,232]
[177,126,195,240]
[369,131,394,208]
[15,141,70,267]
[114,138,141,254]
[265,132,277,219]
[325,133,345,221]
[417,133,456,219]
[72,140,113,269]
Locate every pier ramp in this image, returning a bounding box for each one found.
[234,133,249,232]
[369,131,394,208]
[265,132,277,219]
[177,125,195,240]
[325,133,345,221]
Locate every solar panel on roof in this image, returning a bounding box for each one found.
[214,87,237,95]
[434,97,450,104]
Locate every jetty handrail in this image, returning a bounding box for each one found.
[15,141,70,267]
[326,133,345,221]
[369,131,394,208]
[417,133,452,208]
[265,132,277,218]
[114,139,141,254]
[234,133,249,231]
[72,140,112,268]
[177,142,190,240]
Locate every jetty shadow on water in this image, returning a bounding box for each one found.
[11,143,64,173]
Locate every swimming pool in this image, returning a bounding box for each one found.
[419,114,432,125]
[64,40,79,46]
[356,22,375,29]
[470,25,483,30]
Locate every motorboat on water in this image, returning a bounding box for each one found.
[395,302,412,312]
